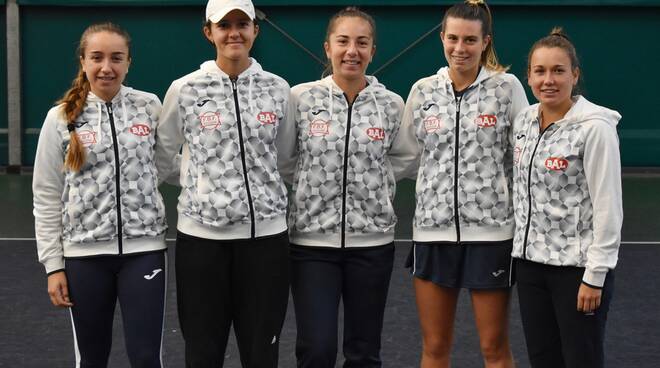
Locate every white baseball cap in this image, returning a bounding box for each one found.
[206,0,256,23]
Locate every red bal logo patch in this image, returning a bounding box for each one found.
[366,127,385,141]
[545,157,569,171]
[476,114,497,128]
[200,112,221,130]
[77,130,96,147]
[129,124,151,136]
[309,120,330,137]
[424,116,441,133]
[257,111,277,125]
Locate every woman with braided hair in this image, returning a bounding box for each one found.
[512,27,622,368]
[390,0,528,366]
[32,22,168,367]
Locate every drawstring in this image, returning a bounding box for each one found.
[369,90,383,126]
[328,83,334,119]
[248,74,255,114]
[518,110,537,167]
[369,89,388,145]
[96,101,103,142]
[121,98,128,132]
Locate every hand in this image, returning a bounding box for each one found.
[47,271,73,308]
[577,283,601,313]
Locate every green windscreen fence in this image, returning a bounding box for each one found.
[15,2,660,166]
[14,0,660,5]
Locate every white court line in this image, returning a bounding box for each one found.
[1,237,659,245]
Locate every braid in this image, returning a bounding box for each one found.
[58,68,90,172]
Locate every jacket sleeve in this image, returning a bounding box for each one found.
[506,76,530,194]
[386,94,410,181]
[388,85,422,181]
[581,120,623,287]
[32,108,66,274]
[154,80,185,186]
[276,86,299,185]
[507,76,530,149]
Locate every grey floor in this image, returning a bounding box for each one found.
[2,241,660,367]
[2,174,660,367]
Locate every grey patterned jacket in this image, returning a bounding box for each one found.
[278,76,405,248]
[391,67,529,243]
[512,96,623,287]
[155,59,290,240]
[33,86,167,274]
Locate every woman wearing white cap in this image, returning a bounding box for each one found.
[155,0,290,366]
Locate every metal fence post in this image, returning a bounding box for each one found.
[6,0,21,172]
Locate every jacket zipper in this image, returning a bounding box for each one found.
[522,123,553,259]
[340,94,355,248]
[106,102,123,254]
[453,94,463,244]
[231,79,256,239]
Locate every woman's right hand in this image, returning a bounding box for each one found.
[47,271,73,308]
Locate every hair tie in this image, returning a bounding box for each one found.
[67,123,76,132]
[551,32,570,41]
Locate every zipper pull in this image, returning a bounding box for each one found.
[231,78,237,91]
[106,102,113,115]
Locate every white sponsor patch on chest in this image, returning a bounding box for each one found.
[200,112,222,130]
[309,120,330,136]
[78,130,97,147]
[423,116,441,133]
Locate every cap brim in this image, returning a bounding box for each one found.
[208,6,254,23]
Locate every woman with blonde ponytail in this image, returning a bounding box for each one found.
[390,0,528,366]
[32,22,169,367]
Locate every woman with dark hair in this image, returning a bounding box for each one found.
[154,0,291,366]
[33,22,168,367]
[391,0,528,366]
[277,7,406,367]
[512,27,622,368]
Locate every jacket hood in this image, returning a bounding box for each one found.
[562,96,621,128]
[86,85,133,104]
[199,58,263,79]
[320,74,388,96]
[526,96,621,128]
[436,66,497,89]
[199,58,264,113]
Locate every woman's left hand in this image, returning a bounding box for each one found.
[577,283,602,313]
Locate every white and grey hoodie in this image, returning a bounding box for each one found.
[33,86,168,274]
[278,76,405,248]
[155,58,290,240]
[391,67,529,243]
[512,96,623,288]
